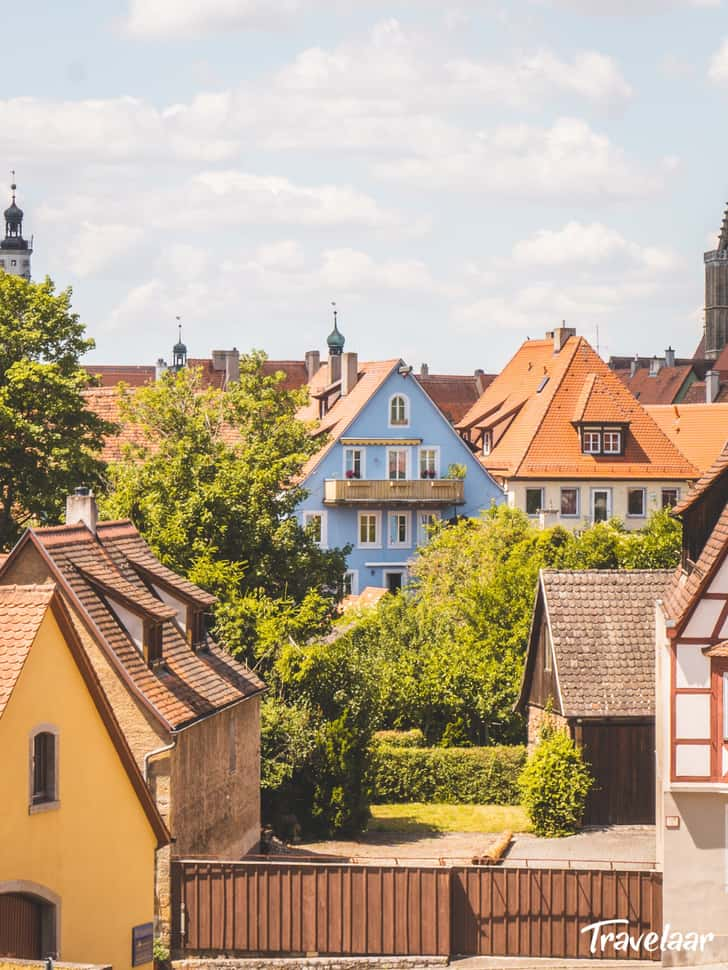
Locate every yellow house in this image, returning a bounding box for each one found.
[0,584,169,967]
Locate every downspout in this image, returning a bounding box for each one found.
[144,739,176,783]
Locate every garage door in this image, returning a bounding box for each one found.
[0,893,42,958]
[580,720,655,826]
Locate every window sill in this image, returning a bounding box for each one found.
[669,782,728,794]
[29,799,60,815]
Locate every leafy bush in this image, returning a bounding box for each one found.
[372,744,526,804]
[518,721,594,837]
[374,728,425,748]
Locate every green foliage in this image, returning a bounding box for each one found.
[371,744,526,805]
[0,274,115,548]
[153,939,170,963]
[100,356,349,667]
[518,720,594,837]
[446,463,467,479]
[374,728,425,748]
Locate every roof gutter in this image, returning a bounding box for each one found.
[144,739,176,783]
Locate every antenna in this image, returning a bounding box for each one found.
[10,169,15,202]
[331,300,337,327]
[595,325,600,356]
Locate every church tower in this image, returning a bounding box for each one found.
[704,202,728,359]
[0,175,32,280]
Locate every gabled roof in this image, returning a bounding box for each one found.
[662,505,728,631]
[0,522,264,732]
[672,441,728,515]
[0,583,169,846]
[297,359,400,479]
[613,365,695,405]
[457,335,697,480]
[414,373,493,424]
[519,569,671,718]
[645,404,728,475]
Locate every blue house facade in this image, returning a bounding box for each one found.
[296,331,504,593]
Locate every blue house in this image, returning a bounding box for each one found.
[296,322,504,593]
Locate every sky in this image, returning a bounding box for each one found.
[6,0,728,372]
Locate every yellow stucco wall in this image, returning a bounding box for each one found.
[0,609,158,970]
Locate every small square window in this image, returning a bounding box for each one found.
[582,430,601,454]
[526,488,543,516]
[662,488,679,509]
[560,487,579,517]
[10,259,17,267]
[627,488,646,517]
[603,430,622,454]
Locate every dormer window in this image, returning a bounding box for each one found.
[582,429,601,454]
[482,430,492,456]
[389,394,409,427]
[579,425,625,456]
[603,430,622,454]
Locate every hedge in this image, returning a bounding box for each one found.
[373,728,425,748]
[371,743,527,805]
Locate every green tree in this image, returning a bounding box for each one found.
[0,274,114,548]
[100,356,349,664]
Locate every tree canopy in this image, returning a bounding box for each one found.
[0,274,114,549]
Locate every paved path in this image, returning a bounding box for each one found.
[288,826,656,869]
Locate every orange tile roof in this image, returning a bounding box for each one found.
[645,404,728,475]
[614,365,695,405]
[414,374,493,423]
[672,441,728,515]
[84,359,310,392]
[0,584,55,716]
[458,336,697,480]
[662,504,728,632]
[298,360,400,479]
[1,523,264,731]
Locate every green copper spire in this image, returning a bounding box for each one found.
[327,302,345,356]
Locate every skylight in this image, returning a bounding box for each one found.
[536,376,549,393]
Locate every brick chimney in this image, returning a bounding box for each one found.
[66,487,98,534]
[305,350,321,382]
[341,352,359,396]
[706,369,720,402]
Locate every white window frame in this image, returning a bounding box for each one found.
[626,487,646,518]
[417,510,440,546]
[387,446,409,481]
[482,430,492,456]
[591,487,612,522]
[525,487,544,517]
[388,511,411,548]
[343,447,365,480]
[662,487,679,508]
[582,429,602,454]
[388,393,410,428]
[602,429,622,454]
[418,446,440,479]
[342,570,359,596]
[29,724,60,814]
[560,486,580,518]
[358,510,381,548]
[303,510,328,548]
[384,570,406,592]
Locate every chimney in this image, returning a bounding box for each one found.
[474,368,486,394]
[155,358,168,380]
[211,349,240,385]
[549,324,576,353]
[329,353,342,385]
[649,355,661,377]
[66,487,98,534]
[305,350,321,382]
[706,369,720,402]
[665,346,675,368]
[341,352,359,396]
[630,355,639,378]
[420,363,429,377]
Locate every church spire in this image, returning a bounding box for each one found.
[0,172,32,279]
[719,202,728,251]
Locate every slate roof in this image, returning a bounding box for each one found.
[2,522,264,731]
[537,569,671,718]
[457,335,697,480]
[0,584,55,716]
[613,365,695,405]
[645,404,728,475]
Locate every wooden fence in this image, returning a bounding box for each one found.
[171,860,662,962]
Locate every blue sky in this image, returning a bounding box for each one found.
[6,0,728,371]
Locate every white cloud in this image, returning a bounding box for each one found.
[511,221,678,271]
[375,117,664,200]
[67,222,143,277]
[709,38,728,84]
[536,0,719,13]
[125,0,307,37]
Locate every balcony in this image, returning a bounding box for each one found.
[324,478,465,506]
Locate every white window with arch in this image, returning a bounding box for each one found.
[303,510,328,548]
[29,725,59,812]
[389,394,410,427]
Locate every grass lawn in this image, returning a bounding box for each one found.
[368,803,532,834]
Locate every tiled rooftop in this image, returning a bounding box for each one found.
[646,403,728,475]
[0,584,56,716]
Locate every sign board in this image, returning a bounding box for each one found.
[131,922,154,966]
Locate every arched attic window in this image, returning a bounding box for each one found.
[389,394,409,427]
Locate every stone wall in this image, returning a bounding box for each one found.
[526,703,569,752]
[0,963,110,970]
[171,695,261,859]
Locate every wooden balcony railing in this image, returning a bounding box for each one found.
[324,478,465,506]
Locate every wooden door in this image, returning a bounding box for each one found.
[580,720,655,826]
[0,893,42,958]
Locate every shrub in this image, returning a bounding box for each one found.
[371,744,526,804]
[518,721,594,837]
[374,728,425,748]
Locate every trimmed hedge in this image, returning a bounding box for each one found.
[371,743,527,805]
[373,728,425,748]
